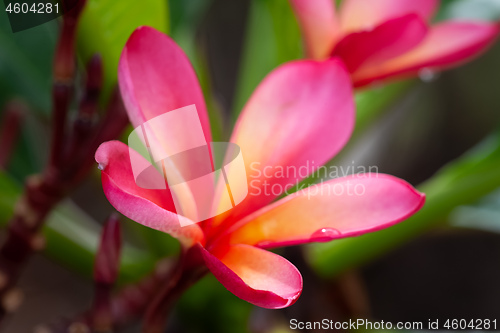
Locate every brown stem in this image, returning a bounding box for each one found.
[92,283,114,333]
[41,259,177,333]
[0,173,62,320]
[68,87,129,186]
[41,247,208,333]
[0,92,127,324]
[0,1,132,325]
[142,260,185,333]
[50,0,87,171]
[93,87,129,146]
[0,2,87,322]
[65,54,103,167]
[336,270,371,319]
[0,87,128,321]
[91,214,121,332]
[110,259,180,328]
[142,246,207,333]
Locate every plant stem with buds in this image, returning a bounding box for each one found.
[0,0,130,323]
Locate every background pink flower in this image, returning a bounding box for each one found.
[290,0,500,87]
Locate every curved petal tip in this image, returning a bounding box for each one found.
[199,244,303,309]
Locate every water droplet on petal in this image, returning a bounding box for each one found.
[419,68,438,82]
[310,228,341,243]
[97,163,105,171]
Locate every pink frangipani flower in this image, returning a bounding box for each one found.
[95,27,425,309]
[290,0,500,87]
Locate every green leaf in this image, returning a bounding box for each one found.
[177,275,252,333]
[0,12,56,115]
[450,193,500,234]
[307,132,500,277]
[172,27,226,142]
[45,199,156,283]
[232,0,302,122]
[6,113,48,181]
[354,82,413,139]
[0,172,19,221]
[438,0,500,21]
[124,216,180,258]
[77,0,169,98]
[168,0,210,36]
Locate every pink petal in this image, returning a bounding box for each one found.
[95,140,204,245]
[224,174,425,248]
[198,243,302,309]
[339,0,438,33]
[352,21,500,87]
[289,0,340,59]
[223,58,354,225]
[118,26,211,143]
[332,14,428,73]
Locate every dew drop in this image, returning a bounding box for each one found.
[310,228,341,242]
[97,163,105,171]
[418,68,438,82]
